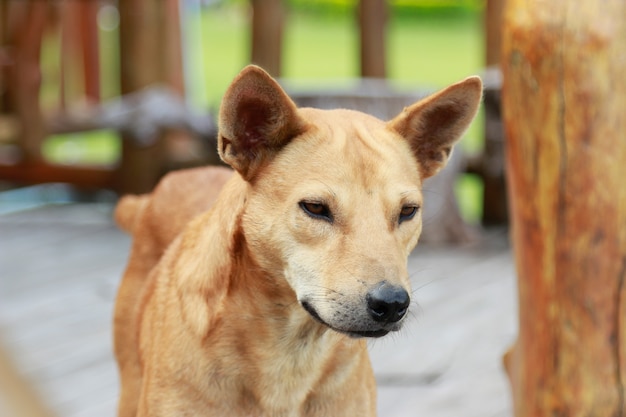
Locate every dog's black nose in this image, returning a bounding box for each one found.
[366,282,410,323]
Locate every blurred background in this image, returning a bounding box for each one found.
[0,0,505,228]
[1,2,517,417]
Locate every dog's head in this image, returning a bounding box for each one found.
[218,66,482,338]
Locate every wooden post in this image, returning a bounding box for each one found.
[78,0,101,103]
[502,1,626,416]
[61,0,101,105]
[485,0,504,67]
[163,0,185,95]
[117,0,166,194]
[0,0,7,112]
[6,1,48,162]
[481,0,507,226]
[358,0,387,78]
[60,0,80,108]
[250,0,284,77]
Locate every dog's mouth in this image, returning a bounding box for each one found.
[300,301,390,339]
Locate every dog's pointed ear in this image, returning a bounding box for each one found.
[217,65,308,180]
[388,76,482,179]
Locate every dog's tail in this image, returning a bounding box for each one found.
[114,194,149,235]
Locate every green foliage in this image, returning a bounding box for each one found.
[455,173,484,225]
[391,0,484,18]
[194,8,484,104]
[285,0,356,16]
[283,0,484,18]
[43,130,120,167]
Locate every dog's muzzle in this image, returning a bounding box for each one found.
[300,281,410,338]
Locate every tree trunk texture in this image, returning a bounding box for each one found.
[502,1,626,417]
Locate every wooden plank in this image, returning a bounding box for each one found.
[371,248,516,417]
[0,162,116,190]
[0,204,516,417]
[0,204,126,417]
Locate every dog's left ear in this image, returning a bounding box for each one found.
[218,65,308,180]
[388,76,482,179]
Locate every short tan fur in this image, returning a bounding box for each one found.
[113,65,482,417]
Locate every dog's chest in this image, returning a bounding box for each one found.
[203,321,349,415]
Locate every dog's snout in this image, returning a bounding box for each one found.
[366,282,410,323]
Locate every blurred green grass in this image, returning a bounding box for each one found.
[193,7,483,107]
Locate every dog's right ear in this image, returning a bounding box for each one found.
[218,65,308,180]
[388,76,482,180]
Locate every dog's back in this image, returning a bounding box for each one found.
[115,166,233,249]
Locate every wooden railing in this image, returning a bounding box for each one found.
[0,0,194,194]
[0,0,506,219]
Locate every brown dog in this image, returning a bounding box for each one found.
[113,65,482,416]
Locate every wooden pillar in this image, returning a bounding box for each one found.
[250,0,284,77]
[60,0,101,105]
[163,0,185,95]
[0,0,7,113]
[502,1,626,416]
[485,0,504,67]
[60,1,81,108]
[358,0,387,78]
[78,0,101,102]
[117,0,166,194]
[6,1,48,162]
[481,0,507,226]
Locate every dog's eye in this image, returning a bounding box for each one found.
[299,201,333,222]
[399,205,419,224]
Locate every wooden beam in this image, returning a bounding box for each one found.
[481,0,507,226]
[502,1,626,416]
[0,0,7,113]
[6,1,48,162]
[118,0,164,92]
[78,0,101,102]
[0,162,116,190]
[359,0,387,78]
[163,0,185,95]
[250,0,284,77]
[485,0,504,67]
[117,0,166,194]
